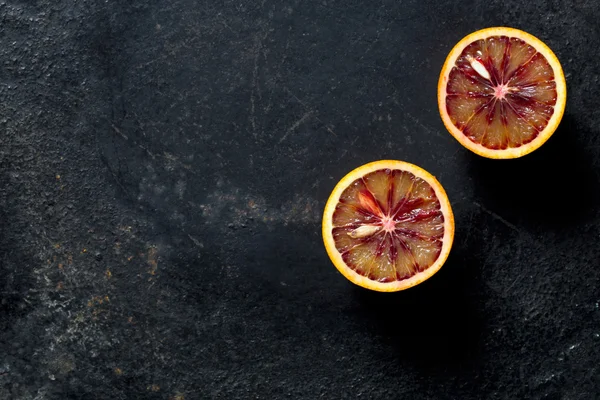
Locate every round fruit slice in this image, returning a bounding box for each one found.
[438,27,566,158]
[322,160,454,292]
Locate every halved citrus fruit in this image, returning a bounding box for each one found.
[322,160,454,292]
[438,27,566,158]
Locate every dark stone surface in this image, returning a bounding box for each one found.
[0,0,599,398]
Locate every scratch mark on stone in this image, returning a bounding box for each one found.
[110,122,155,158]
[324,125,338,137]
[134,54,170,70]
[249,97,257,138]
[278,111,313,144]
[284,87,338,137]
[249,31,269,139]
[216,14,234,33]
[463,206,476,244]
[390,96,452,143]
[110,123,128,141]
[187,234,204,248]
[405,111,447,140]
[358,30,382,62]
[473,201,521,233]
[505,271,524,294]
[335,148,348,162]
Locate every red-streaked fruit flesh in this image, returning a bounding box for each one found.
[445,35,557,149]
[331,168,444,283]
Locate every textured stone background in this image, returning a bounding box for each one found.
[0,0,599,398]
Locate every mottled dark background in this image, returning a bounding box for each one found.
[0,0,599,399]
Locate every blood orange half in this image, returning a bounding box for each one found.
[438,27,567,158]
[322,160,454,292]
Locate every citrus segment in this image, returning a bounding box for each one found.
[322,160,454,292]
[438,27,566,158]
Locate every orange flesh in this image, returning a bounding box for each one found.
[445,35,558,149]
[331,169,444,283]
